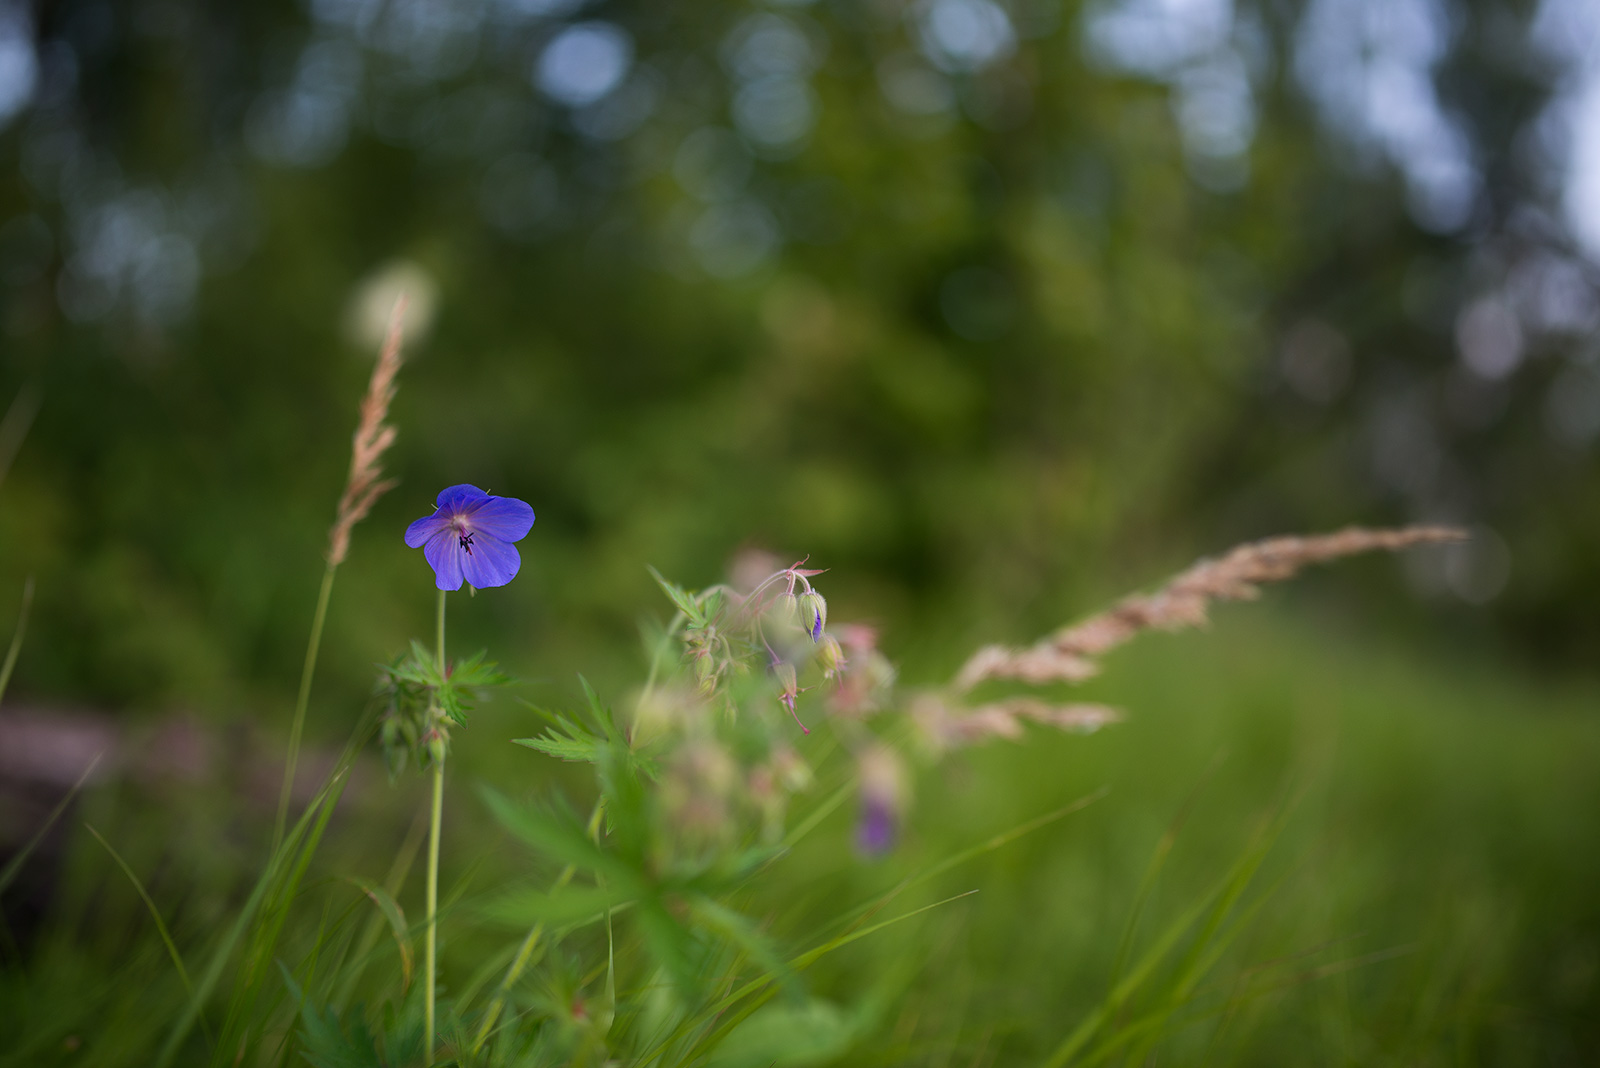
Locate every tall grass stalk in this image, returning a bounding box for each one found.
[274,564,336,852]
[274,300,406,853]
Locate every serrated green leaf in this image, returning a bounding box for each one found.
[648,565,704,625]
[513,730,602,764]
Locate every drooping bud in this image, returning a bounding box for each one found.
[773,661,808,734]
[796,591,827,641]
[818,633,846,679]
[770,592,801,630]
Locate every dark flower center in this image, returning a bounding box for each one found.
[459,530,474,555]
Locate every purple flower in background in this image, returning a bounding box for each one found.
[856,794,898,856]
[854,746,905,858]
[404,484,535,591]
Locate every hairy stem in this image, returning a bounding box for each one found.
[274,564,336,853]
[425,587,447,1058]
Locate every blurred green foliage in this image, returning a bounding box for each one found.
[0,0,1596,722]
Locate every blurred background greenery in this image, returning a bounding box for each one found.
[2,0,1599,713]
[1,0,1599,1061]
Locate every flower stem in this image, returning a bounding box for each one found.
[424,756,443,1057]
[273,563,336,854]
[425,587,446,1059]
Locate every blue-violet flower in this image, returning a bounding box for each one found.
[405,484,535,591]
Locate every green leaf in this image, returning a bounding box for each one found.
[478,786,643,892]
[512,708,604,765]
[346,878,414,992]
[513,731,602,763]
[688,896,802,1001]
[282,966,384,1068]
[482,883,635,928]
[648,565,704,625]
[705,999,859,1068]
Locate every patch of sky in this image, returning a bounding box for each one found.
[490,0,590,21]
[722,13,826,153]
[246,37,363,168]
[733,77,818,154]
[572,68,660,141]
[366,0,486,81]
[0,1,39,130]
[536,21,632,107]
[1530,0,1600,263]
[1293,0,1478,232]
[56,189,200,325]
[1083,0,1258,191]
[914,0,1016,74]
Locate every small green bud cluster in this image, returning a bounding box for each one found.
[376,641,511,778]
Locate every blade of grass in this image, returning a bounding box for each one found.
[0,383,40,492]
[0,751,101,900]
[84,824,212,1047]
[635,889,980,1068]
[681,890,982,1067]
[347,878,414,991]
[331,803,429,1010]
[274,565,336,853]
[0,577,35,707]
[214,743,360,1064]
[811,787,1108,949]
[154,733,362,1068]
[1042,806,1287,1068]
[1106,753,1225,996]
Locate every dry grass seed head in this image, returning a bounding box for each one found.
[326,297,407,566]
[954,525,1466,692]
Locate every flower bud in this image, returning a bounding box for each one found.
[772,661,808,734]
[769,592,801,629]
[427,730,449,767]
[818,634,846,679]
[796,591,827,641]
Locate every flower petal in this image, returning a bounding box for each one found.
[405,513,451,548]
[459,533,521,589]
[468,495,535,543]
[435,483,490,512]
[423,529,465,591]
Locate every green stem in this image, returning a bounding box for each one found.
[274,564,337,854]
[425,588,447,1059]
[424,759,443,1058]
